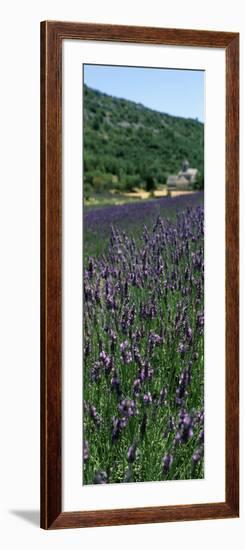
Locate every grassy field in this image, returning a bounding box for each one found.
[83,192,204,485]
[84,186,197,208]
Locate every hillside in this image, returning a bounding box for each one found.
[83,84,204,195]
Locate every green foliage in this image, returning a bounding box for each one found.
[145,174,157,192]
[123,174,141,191]
[84,84,204,193]
[193,170,204,190]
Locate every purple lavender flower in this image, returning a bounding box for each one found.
[109,329,117,354]
[90,361,101,383]
[99,350,112,374]
[158,387,167,406]
[177,342,187,357]
[139,361,154,382]
[89,405,101,428]
[197,311,204,331]
[196,408,205,425]
[192,447,203,465]
[163,416,175,438]
[148,331,163,354]
[118,399,137,417]
[127,442,137,464]
[133,378,142,397]
[111,370,122,398]
[185,324,193,342]
[132,345,143,366]
[143,392,152,406]
[175,412,194,444]
[198,429,204,444]
[83,440,89,463]
[84,339,92,357]
[111,416,127,443]
[120,340,133,364]
[162,453,173,474]
[175,367,191,405]
[106,293,116,311]
[93,471,108,484]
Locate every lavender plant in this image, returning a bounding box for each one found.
[83,203,204,484]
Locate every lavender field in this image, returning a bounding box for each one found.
[83,193,204,484]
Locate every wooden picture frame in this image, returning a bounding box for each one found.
[40,20,239,529]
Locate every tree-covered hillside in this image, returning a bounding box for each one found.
[83,84,204,195]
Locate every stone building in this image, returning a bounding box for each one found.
[167,160,198,190]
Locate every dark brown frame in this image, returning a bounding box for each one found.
[41,20,239,530]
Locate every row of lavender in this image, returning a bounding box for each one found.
[84,191,204,260]
[83,205,204,484]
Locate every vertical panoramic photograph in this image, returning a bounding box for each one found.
[83,64,204,485]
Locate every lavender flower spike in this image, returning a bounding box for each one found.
[93,471,108,484]
[83,440,89,463]
[127,442,137,464]
[162,453,173,474]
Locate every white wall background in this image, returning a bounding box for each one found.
[0,0,243,548]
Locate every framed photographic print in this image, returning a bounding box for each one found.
[40,21,239,529]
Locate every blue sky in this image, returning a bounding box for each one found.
[84,65,205,123]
